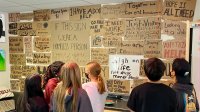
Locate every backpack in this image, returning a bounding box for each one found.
[184,89,197,112]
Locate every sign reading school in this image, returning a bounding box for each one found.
[109,55,144,80]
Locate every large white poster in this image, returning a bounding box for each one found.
[109,55,144,80]
[0,14,6,42]
[191,26,200,106]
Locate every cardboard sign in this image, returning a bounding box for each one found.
[10,65,22,79]
[34,9,50,21]
[9,13,20,22]
[10,80,20,91]
[33,53,51,65]
[91,36,102,47]
[101,4,125,19]
[10,54,26,65]
[69,5,101,20]
[103,19,125,37]
[24,36,32,57]
[123,1,161,18]
[109,55,144,80]
[163,38,186,59]
[107,80,130,94]
[50,8,69,21]
[20,12,33,21]
[26,58,33,64]
[125,17,161,40]
[144,40,162,58]
[102,37,122,47]
[51,20,90,66]
[162,20,186,38]
[17,22,36,36]
[34,37,50,52]
[18,30,36,36]
[22,66,37,77]
[90,20,104,36]
[9,23,18,35]
[91,48,116,65]
[117,40,144,55]
[9,36,24,53]
[162,0,197,21]
[32,21,51,36]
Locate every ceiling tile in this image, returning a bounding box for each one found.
[0,0,20,8]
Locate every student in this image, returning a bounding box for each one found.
[18,74,49,112]
[171,58,199,112]
[127,58,177,112]
[43,61,64,106]
[50,62,93,112]
[82,61,108,112]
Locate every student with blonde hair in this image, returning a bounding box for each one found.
[50,62,93,112]
[82,61,108,112]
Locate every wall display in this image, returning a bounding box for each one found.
[10,65,22,79]
[10,80,20,91]
[91,48,116,65]
[0,49,6,71]
[144,39,162,58]
[33,53,51,65]
[101,4,125,19]
[32,21,51,36]
[162,20,186,38]
[123,1,161,18]
[109,55,144,80]
[33,36,50,52]
[9,36,24,53]
[10,54,26,65]
[107,80,130,94]
[163,38,186,59]
[162,0,197,21]
[51,20,90,66]
[24,36,33,57]
[117,40,144,55]
[0,14,6,42]
[34,9,50,21]
[125,17,161,40]
[20,12,33,21]
[9,23,17,35]
[50,8,69,21]
[9,13,20,22]
[69,5,101,20]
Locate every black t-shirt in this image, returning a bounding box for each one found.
[127,82,177,112]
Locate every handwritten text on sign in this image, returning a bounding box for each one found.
[9,36,24,53]
[109,55,144,80]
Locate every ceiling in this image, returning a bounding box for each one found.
[0,0,152,13]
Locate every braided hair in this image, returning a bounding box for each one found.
[43,61,64,88]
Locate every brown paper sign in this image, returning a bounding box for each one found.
[32,21,51,36]
[101,4,125,19]
[10,54,26,65]
[144,39,162,58]
[123,1,161,18]
[162,0,197,21]
[107,79,130,94]
[33,53,51,65]
[10,80,20,91]
[34,37,50,52]
[117,40,144,55]
[22,65,37,77]
[163,38,186,59]
[69,5,101,20]
[18,30,36,36]
[20,12,33,21]
[50,8,69,21]
[102,37,122,47]
[9,23,18,35]
[34,9,50,21]
[17,22,36,36]
[9,36,24,53]
[91,36,102,47]
[125,17,161,40]
[24,36,33,57]
[162,20,186,38]
[90,20,104,36]
[9,13,20,22]
[10,65,22,79]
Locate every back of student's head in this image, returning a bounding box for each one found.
[43,61,64,88]
[86,61,106,94]
[172,58,191,84]
[53,62,81,112]
[144,58,166,81]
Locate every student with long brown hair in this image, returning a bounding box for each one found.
[82,61,108,112]
[50,62,93,112]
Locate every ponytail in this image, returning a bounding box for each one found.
[97,75,106,94]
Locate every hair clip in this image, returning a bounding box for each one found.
[184,72,189,76]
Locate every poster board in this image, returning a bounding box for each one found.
[144,39,162,58]
[109,55,144,80]
[9,13,20,22]
[9,36,24,53]
[162,0,197,21]
[20,12,33,21]
[101,4,125,19]
[50,8,69,21]
[34,9,50,21]
[33,36,50,52]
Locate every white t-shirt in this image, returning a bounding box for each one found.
[82,82,108,112]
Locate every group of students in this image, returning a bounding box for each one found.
[15,58,199,112]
